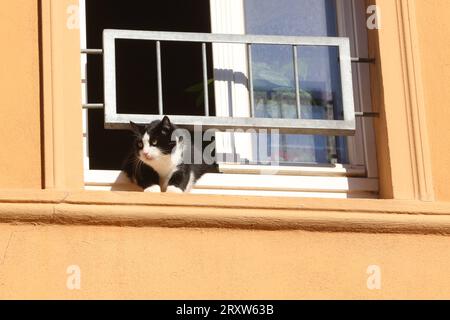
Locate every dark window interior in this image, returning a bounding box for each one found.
[86,0,214,170]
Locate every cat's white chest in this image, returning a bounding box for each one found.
[146,155,175,191]
[144,143,183,191]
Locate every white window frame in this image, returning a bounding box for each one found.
[80,0,379,198]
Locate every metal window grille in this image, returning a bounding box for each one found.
[88,30,361,135]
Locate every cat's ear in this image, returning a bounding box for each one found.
[161,116,171,129]
[129,121,144,135]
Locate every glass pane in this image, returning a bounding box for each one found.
[245,0,348,164]
[115,40,214,116]
[252,44,297,119]
[298,46,343,121]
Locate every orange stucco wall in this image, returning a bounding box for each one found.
[0,224,449,299]
[415,0,450,201]
[0,1,42,188]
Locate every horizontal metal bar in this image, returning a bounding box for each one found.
[355,111,379,117]
[81,49,103,55]
[351,57,375,63]
[104,29,350,47]
[105,114,356,136]
[82,103,104,109]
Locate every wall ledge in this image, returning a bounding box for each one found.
[0,189,450,235]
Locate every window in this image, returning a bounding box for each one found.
[80,0,379,198]
[246,0,348,164]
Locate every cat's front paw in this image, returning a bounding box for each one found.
[144,185,161,193]
[166,186,184,193]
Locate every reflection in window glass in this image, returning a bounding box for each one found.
[245,0,348,164]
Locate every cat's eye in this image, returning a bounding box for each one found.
[151,139,157,146]
[137,141,143,149]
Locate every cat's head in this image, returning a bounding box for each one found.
[129,116,177,163]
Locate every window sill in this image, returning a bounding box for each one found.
[0,189,449,235]
[84,168,379,199]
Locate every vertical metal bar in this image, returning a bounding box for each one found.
[202,43,209,116]
[247,44,255,117]
[156,41,163,115]
[293,45,301,119]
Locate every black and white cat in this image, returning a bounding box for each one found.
[122,116,219,193]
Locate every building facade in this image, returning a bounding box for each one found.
[0,0,449,299]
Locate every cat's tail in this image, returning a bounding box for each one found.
[193,162,221,181]
[206,162,220,174]
[198,162,221,174]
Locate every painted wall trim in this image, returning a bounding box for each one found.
[368,0,435,200]
[0,190,449,235]
[41,0,84,189]
[396,0,435,201]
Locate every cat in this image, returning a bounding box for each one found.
[122,116,219,193]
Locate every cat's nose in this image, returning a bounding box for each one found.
[143,151,153,160]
